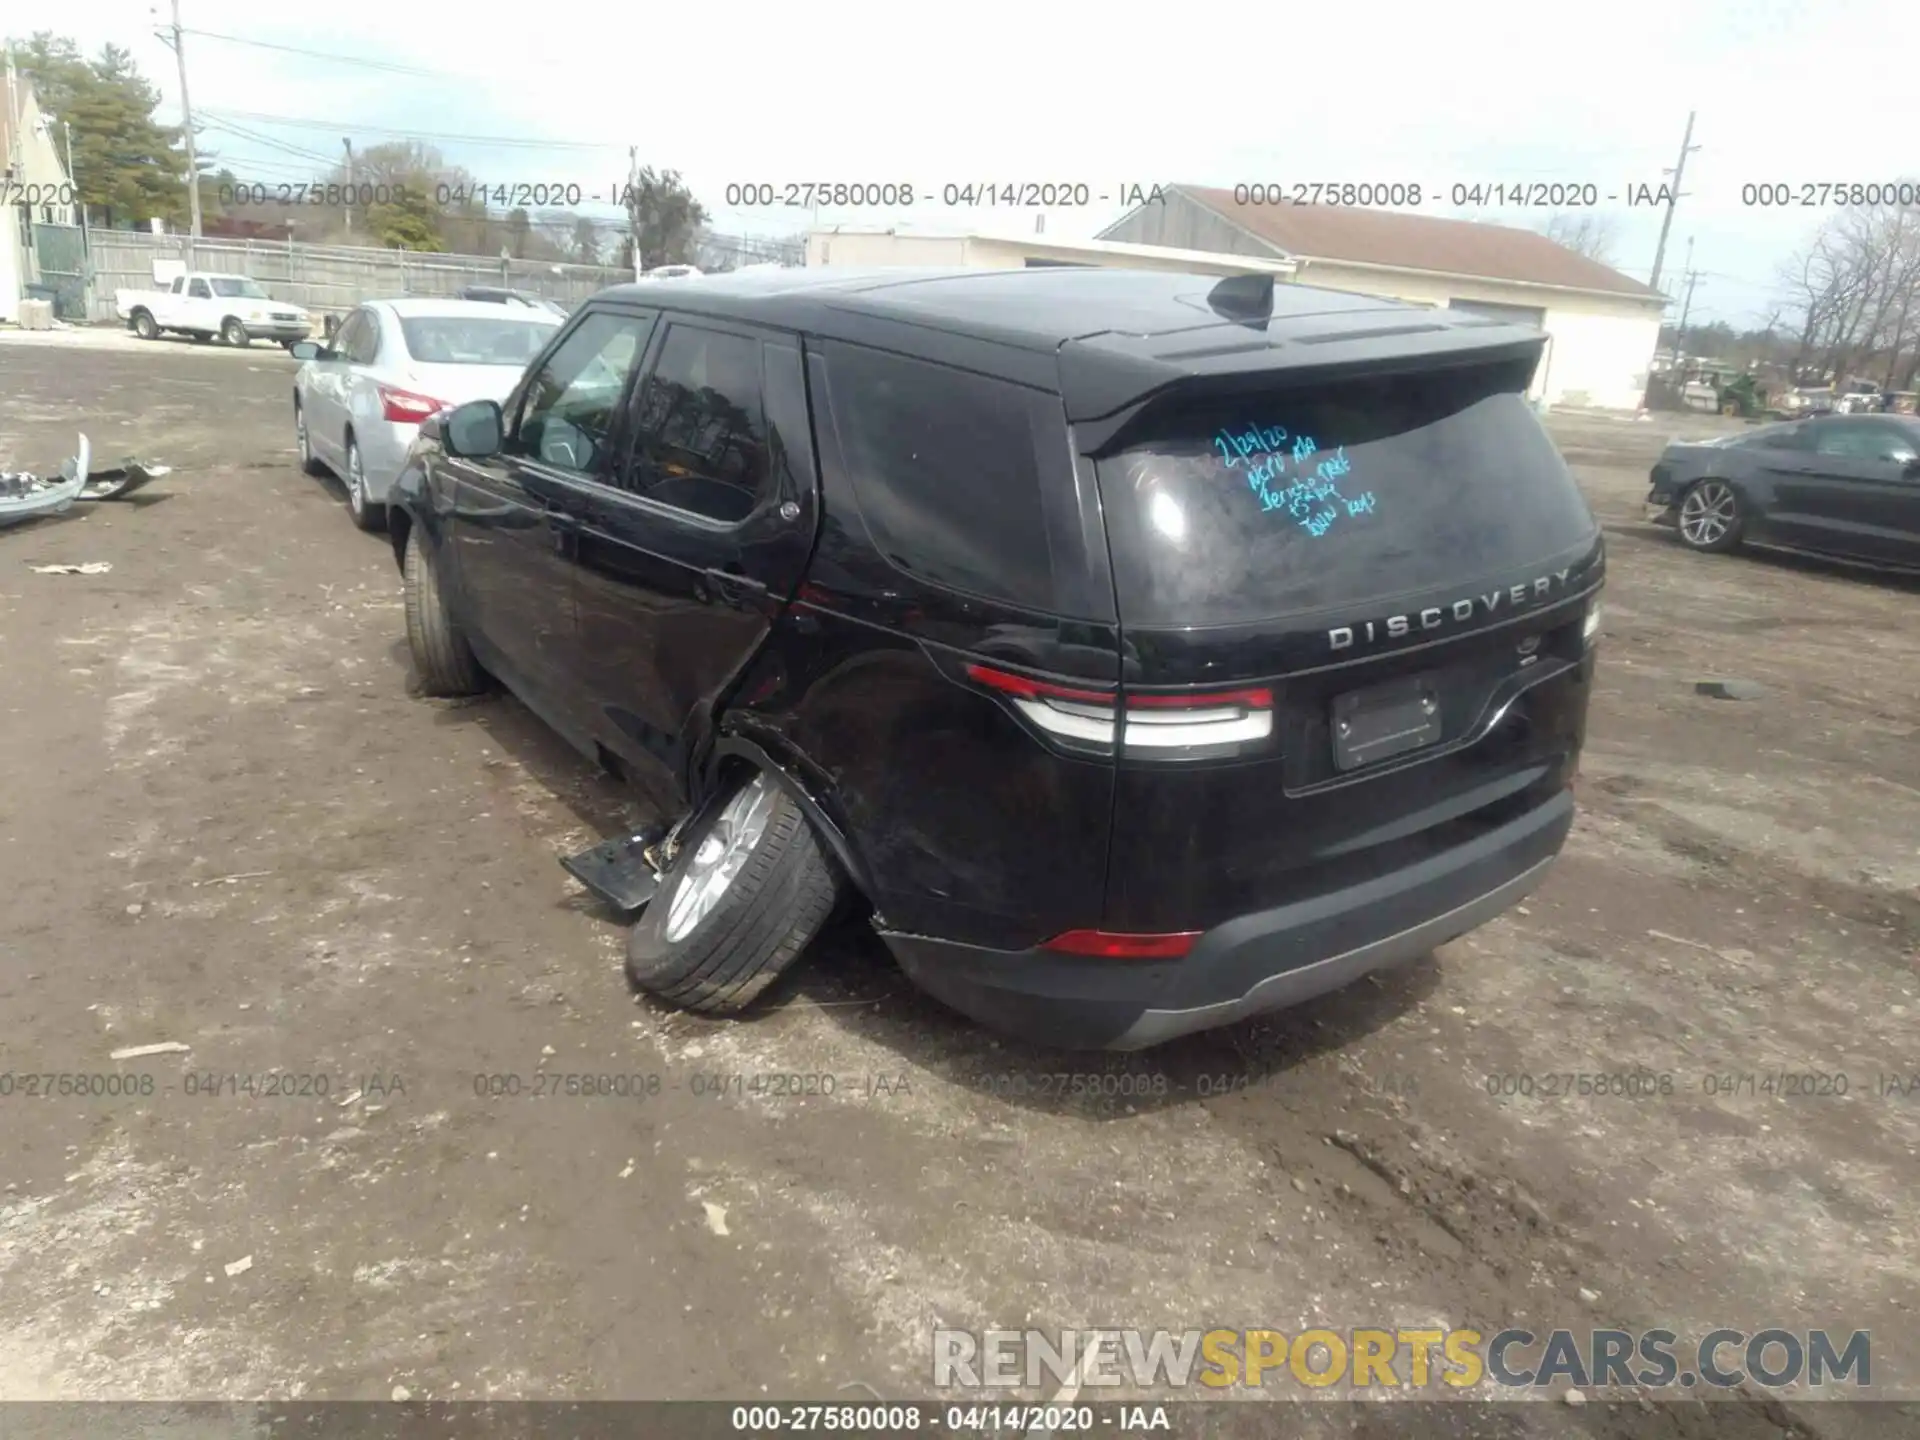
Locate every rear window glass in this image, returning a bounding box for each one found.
[1094,365,1596,626]
[826,344,1056,611]
[402,316,558,365]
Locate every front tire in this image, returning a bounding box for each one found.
[344,439,385,532]
[626,771,841,1015]
[221,318,249,347]
[1677,478,1745,553]
[402,527,484,697]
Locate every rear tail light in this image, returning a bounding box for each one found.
[1042,928,1200,959]
[378,385,448,423]
[963,663,1274,759]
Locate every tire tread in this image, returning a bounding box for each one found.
[403,530,484,696]
[628,781,840,1015]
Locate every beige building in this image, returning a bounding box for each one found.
[1100,185,1666,411]
[805,227,1298,280]
[2,62,80,324]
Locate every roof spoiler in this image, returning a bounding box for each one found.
[1206,273,1273,324]
[1063,326,1549,449]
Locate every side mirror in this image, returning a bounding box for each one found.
[289,341,324,361]
[443,399,505,459]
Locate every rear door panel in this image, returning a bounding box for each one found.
[561,324,817,796]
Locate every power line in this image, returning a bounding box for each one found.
[177,28,451,79]
[200,117,338,166]
[198,106,625,153]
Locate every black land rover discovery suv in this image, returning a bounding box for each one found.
[388,266,1602,1050]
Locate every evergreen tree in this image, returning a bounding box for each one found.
[8,32,194,228]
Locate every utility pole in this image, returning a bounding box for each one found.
[343,139,353,237]
[63,120,88,239]
[1647,110,1698,295]
[65,119,92,311]
[626,145,642,277]
[1675,240,1701,364]
[163,0,203,249]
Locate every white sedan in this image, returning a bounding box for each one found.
[291,298,560,530]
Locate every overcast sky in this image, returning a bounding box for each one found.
[30,0,1920,326]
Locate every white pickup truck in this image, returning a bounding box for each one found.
[115,272,313,349]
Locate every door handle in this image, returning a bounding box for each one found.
[549,510,582,556]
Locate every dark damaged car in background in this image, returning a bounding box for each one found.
[1647,413,1920,566]
[381,267,1605,1050]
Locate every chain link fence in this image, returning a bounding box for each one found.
[78,231,635,325]
[38,225,805,326]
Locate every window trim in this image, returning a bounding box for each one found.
[592,314,783,530]
[352,308,383,365]
[1810,418,1915,463]
[334,308,371,364]
[503,302,660,481]
[821,338,1066,616]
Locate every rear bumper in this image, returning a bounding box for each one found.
[353,420,421,503]
[881,789,1574,1051]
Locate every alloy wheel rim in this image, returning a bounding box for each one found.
[1680,482,1734,546]
[348,448,364,511]
[296,414,308,463]
[664,774,776,942]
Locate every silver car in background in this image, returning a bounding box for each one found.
[291,299,560,530]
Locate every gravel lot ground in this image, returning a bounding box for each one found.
[2,339,1916,1437]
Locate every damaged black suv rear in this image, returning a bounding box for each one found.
[388,266,1603,1049]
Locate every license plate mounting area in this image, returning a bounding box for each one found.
[1330,675,1442,772]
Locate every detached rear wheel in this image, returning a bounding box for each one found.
[1677,478,1745,553]
[627,771,841,1014]
[402,527,484,696]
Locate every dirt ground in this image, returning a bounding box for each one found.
[2,337,1916,1437]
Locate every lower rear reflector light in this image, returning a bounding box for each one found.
[1041,928,1201,960]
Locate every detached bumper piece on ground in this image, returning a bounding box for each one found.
[1,435,171,530]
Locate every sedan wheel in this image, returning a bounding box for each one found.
[344,441,385,532]
[1677,479,1744,553]
[295,405,324,477]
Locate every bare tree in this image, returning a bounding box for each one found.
[1537,212,1621,266]
[1775,196,1920,389]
